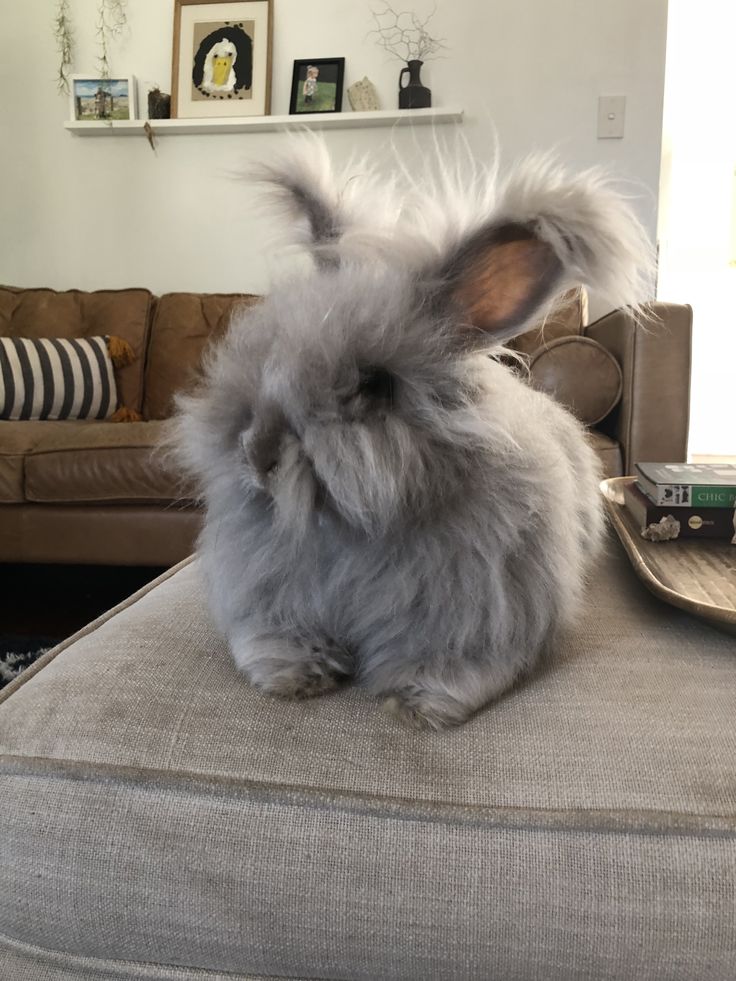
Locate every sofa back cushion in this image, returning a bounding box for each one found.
[0,287,153,413]
[143,292,260,420]
[528,335,623,426]
[506,286,588,356]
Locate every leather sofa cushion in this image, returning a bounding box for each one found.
[0,287,153,414]
[144,293,260,420]
[0,422,55,502]
[20,421,184,504]
[507,287,587,356]
[529,335,623,426]
[0,504,200,565]
[587,429,622,478]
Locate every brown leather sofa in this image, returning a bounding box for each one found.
[0,285,692,567]
[0,287,258,566]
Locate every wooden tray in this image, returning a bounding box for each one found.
[601,476,736,634]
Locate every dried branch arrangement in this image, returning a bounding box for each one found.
[54,0,129,93]
[96,0,128,80]
[54,0,74,93]
[369,1,447,63]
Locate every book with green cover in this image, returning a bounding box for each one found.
[624,481,736,538]
[635,462,736,508]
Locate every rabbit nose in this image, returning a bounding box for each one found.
[241,409,286,479]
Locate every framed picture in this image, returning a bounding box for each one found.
[69,75,137,121]
[289,58,345,115]
[171,0,272,119]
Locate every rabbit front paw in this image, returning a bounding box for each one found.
[236,636,354,700]
[382,687,474,730]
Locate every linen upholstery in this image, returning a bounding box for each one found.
[0,287,153,414]
[0,940,278,981]
[1,540,734,980]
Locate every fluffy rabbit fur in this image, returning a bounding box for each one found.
[171,136,652,729]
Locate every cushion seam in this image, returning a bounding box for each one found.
[0,931,317,981]
[26,445,161,457]
[24,495,184,504]
[1,753,733,840]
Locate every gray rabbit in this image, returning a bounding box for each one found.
[171,137,652,729]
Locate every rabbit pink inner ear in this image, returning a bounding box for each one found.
[449,226,563,336]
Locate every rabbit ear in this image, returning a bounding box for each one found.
[433,157,655,345]
[254,135,346,260]
[440,222,563,340]
[254,135,405,265]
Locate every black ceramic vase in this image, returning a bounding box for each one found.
[398,60,431,109]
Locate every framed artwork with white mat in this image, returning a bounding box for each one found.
[171,0,272,118]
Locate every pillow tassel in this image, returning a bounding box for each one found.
[106,335,136,368]
[110,406,144,423]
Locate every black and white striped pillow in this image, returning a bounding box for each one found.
[0,336,119,421]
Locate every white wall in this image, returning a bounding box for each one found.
[0,0,668,301]
[657,0,736,458]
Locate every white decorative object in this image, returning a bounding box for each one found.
[347,77,380,112]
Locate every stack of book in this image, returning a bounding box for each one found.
[625,463,736,542]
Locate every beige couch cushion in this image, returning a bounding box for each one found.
[0,287,153,414]
[1,542,734,979]
[20,420,181,504]
[143,293,260,420]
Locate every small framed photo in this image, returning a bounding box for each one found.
[289,58,345,115]
[172,0,273,119]
[69,75,137,121]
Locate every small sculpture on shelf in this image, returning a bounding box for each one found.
[347,77,381,111]
[369,1,446,110]
[147,86,171,119]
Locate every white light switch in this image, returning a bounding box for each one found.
[598,96,626,139]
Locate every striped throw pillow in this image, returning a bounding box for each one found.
[0,336,130,421]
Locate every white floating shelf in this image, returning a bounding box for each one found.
[64,107,463,137]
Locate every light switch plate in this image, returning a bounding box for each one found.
[598,95,626,139]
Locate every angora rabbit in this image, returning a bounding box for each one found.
[172,138,651,729]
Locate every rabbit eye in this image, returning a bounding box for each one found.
[357,367,394,402]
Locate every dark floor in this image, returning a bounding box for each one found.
[0,563,166,645]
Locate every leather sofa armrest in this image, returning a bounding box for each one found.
[585,302,692,474]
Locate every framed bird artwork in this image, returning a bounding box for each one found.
[171,0,273,118]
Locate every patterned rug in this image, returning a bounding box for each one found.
[0,637,57,690]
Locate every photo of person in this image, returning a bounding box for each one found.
[70,77,135,121]
[302,65,319,105]
[289,58,345,114]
